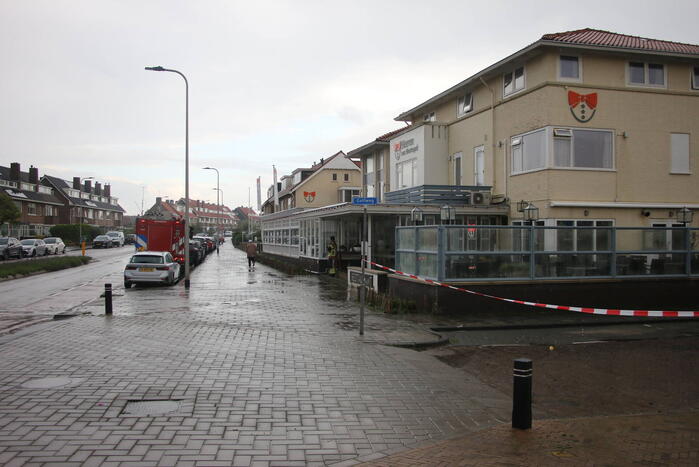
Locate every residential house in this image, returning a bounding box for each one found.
[0,163,64,237]
[42,175,125,229]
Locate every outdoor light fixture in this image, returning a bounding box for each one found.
[204,167,221,237]
[523,202,539,223]
[145,65,191,288]
[410,207,423,224]
[440,204,455,224]
[516,200,528,212]
[678,207,693,226]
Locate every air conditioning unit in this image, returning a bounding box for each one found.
[471,192,491,205]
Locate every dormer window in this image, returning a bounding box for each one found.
[457,92,473,117]
[423,112,436,122]
[504,66,525,96]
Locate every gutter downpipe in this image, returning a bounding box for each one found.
[479,77,502,198]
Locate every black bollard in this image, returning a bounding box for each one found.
[105,283,112,315]
[512,358,532,429]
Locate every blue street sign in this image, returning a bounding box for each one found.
[352,197,378,205]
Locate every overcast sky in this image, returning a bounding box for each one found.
[1,0,697,215]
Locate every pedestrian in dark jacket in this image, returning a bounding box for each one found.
[245,240,257,269]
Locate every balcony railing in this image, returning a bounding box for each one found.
[384,185,492,205]
[395,225,699,282]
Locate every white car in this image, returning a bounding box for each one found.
[21,239,48,257]
[124,251,181,288]
[43,237,66,254]
[105,231,125,247]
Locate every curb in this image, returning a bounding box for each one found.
[431,316,696,332]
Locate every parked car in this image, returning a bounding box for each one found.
[21,238,48,257]
[0,237,24,260]
[43,237,66,255]
[193,236,215,253]
[105,231,125,247]
[124,251,181,288]
[189,239,205,266]
[92,235,113,248]
[124,233,136,245]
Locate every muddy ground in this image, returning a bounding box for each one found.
[428,336,699,419]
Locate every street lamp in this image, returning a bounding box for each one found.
[146,65,191,288]
[410,207,423,225]
[678,207,693,226]
[75,176,93,255]
[213,187,223,245]
[440,204,455,225]
[203,167,220,237]
[523,202,539,224]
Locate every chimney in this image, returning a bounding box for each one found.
[28,166,39,184]
[73,177,81,189]
[104,184,111,197]
[10,162,20,181]
[94,182,102,195]
[83,180,92,193]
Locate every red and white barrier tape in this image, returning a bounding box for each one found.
[366,260,699,318]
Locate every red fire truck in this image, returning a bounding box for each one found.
[134,217,187,265]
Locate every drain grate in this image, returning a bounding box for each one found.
[21,377,74,389]
[121,400,182,416]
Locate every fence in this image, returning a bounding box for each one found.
[395,225,699,282]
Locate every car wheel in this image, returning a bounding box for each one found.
[31,250,36,257]
[2,251,7,261]
[44,249,49,256]
[124,280,131,289]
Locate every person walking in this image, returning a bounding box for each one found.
[327,236,338,276]
[245,240,257,270]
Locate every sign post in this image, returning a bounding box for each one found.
[352,197,377,336]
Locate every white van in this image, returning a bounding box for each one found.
[105,231,125,247]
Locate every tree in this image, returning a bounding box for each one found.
[0,192,21,232]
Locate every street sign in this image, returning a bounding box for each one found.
[352,197,378,205]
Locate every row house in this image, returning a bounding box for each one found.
[1,162,125,236]
[1,163,64,237]
[42,175,125,228]
[174,198,237,231]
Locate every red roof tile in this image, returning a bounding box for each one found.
[376,127,409,142]
[542,28,699,55]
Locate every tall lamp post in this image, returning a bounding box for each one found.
[145,66,191,288]
[213,187,223,243]
[75,176,93,256]
[203,167,220,237]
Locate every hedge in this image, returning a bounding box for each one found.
[0,256,91,279]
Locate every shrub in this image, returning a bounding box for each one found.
[0,256,91,279]
[49,224,101,244]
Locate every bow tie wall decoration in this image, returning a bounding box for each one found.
[568,90,598,122]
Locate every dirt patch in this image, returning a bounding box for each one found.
[429,336,699,418]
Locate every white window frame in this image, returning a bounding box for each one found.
[27,203,37,216]
[510,128,547,175]
[396,158,417,190]
[558,55,582,82]
[456,92,473,117]
[474,146,485,186]
[670,133,691,174]
[692,66,699,90]
[552,127,614,171]
[503,66,525,97]
[423,111,436,122]
[453,152,462,185]
[627,61,667,88]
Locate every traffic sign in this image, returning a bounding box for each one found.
[352,197,378,205]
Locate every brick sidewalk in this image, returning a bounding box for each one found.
[0,244,695,466]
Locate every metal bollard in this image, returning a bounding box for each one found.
[105,283,112,315]
[512,358,532,429]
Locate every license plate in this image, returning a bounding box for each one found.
[139,267,155,272]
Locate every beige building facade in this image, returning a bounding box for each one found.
[392,28,698,229]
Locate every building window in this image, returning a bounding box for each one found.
[628,62,665,87]
[453,152,462,185]
[340,189,360,203]
[559,56,580,80]
[671,133,690,174]
[457,93,473,117]
[27,203,37,216]
[692,66,699,90]
[553,128,613,169]
[45,205,55,216]
[474,146,485,186]
[396,159,417,189]
[503,66,525,96]
[21,182,34,191]
[344,173,349,182]
[423,112,436,122]
[511,128,546,174]
[332,173,337,181]
[556,220,613,251]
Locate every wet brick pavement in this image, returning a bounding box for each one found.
[0,245,510,466]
